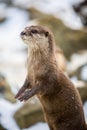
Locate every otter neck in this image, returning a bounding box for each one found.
[28,44,54,64]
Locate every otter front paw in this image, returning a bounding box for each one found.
[15,78,30,99]
[18,90,32,102]
[15,86,26,99]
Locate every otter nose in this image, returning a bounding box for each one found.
[20,32,26,36]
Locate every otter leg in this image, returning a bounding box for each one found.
[18,85,42,101]
[15,77,30,98]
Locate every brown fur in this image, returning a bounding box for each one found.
[15,25,87,130]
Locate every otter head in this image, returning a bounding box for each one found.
[20,25,55,54]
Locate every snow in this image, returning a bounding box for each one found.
[23,123,49,130]
[0,98,23,130]
[81,66,87,81]
[84,102,87,122]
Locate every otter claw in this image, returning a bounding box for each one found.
[15,86,26,99]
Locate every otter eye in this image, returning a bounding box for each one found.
[31,29,38,34]
[45,31,49,37]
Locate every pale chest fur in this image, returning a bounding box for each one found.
[27,56,47,86]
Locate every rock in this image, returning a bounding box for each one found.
[14,99,45,129]
[55,46,66,72]
[0,125,6,130]
[28,8,47,19]
[0,0,12,5]
[0,16,6,23]
[28,8,87,60]
[0,76,5,94]
[73,0,87,26]
[0,74,16,103]
[78,85,87,103]
[0,4,6,23]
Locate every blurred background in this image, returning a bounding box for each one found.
[0,0,87,130]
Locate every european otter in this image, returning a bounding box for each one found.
[15,25,87,130]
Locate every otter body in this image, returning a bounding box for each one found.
[15,25,87,130]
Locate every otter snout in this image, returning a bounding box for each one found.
[20,31,26,36]
[20,30,33,37]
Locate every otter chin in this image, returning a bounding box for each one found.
[16,25,87,130]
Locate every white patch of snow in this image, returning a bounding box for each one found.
[23,123,49,130]
[0,98,23,130]
[67,52,87,73]
[84,102,87,122]
[81,66,87,81]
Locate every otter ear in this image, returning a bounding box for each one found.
[45,31,49,37]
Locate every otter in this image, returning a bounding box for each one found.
[15,25,87,130]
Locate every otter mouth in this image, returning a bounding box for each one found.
[20,31,33,40]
